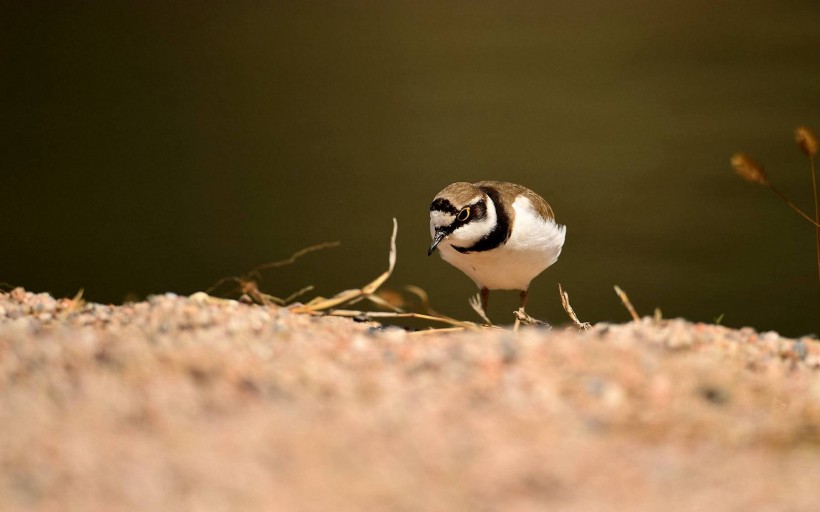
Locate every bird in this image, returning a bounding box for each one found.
[427,181,566,320]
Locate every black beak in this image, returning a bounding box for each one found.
[428,229,447,256]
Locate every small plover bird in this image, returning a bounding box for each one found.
[428,181,566,319]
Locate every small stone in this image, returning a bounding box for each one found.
[699,385,730,405]
[11,287,27,301]
[189,291,210,303]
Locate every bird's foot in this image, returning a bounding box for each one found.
[513,308,551,330]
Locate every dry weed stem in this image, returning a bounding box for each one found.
[797,126,820,284]
[614,285,640,322]
[559,283,591,331]
[468,293,493,325]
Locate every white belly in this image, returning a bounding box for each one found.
[437,199,566,290]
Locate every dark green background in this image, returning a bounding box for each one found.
[3,2,820,335]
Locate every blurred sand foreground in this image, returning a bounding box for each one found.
[1,287,820,512]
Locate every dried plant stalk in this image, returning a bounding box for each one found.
[361,293,405,313]
[403,285,457,320]
[614,285,640,322]
[292,219,398,313]
[283,285,315,304]
[811,152,820,285]
[731,152,820,228]
[249,241,341,277]
[206,240,341,305]
[559,283,591,331]
[407,327,469,336]
[325,309,479,330]
[207,217,597,332]
[468,293,493,325]
[797,126,820,285]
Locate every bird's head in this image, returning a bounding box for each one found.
[428,182,496,255]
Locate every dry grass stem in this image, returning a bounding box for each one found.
[654,307,663,324]
[731,152,820,228]
[468,293,493,325]
[207,218,490,330]
[734,128,820,285]
[797,126,820,285]
[248,241,341,278]
[767,185,820,228]
[324,309,479,330]
[559,283,591,331]
[68,288,85,310]
[208,218,580,331]
[361,293,406,313]
[407,326,468,336]
[222,278,285,306]
[283,285,315,304]
[403,285,458,320]
[292,219,397,313]
[811,153,820,285]
[614,285,640,322]
[811,154,820,285]
[206,241,341,305]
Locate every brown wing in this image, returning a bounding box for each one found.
[473,181,555,222]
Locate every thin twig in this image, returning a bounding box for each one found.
[767,184,820,228]
[206,276,284,305]
[558,283,591,330]
[322,309,481,330]
[249,241,341,277]
[468,292,493,325]
[292,219,398,313]
[408,327,469,336]
[363,293,406,313]
[205,241,339,299]
[403,285,457,320]
[205,276,237,295]
[809,154,820,285]
[614,285,640,322]
[283,285,315,304]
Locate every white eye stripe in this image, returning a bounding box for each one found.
[430,210,455,227]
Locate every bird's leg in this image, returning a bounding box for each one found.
[513,289,528,333]
[480,287,490,312]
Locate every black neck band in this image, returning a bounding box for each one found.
[453,185,511,253]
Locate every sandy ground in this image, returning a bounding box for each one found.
[1,287,820,512]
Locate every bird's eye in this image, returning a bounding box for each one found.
[457,207,470,221]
